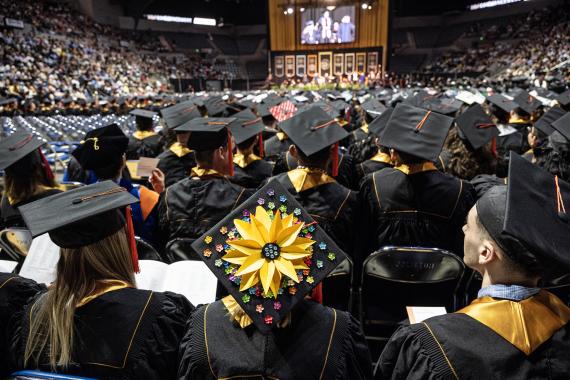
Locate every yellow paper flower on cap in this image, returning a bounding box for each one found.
[223,206,315,297]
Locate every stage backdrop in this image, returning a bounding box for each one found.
[268,0,389,68]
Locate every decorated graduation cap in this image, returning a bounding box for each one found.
[551,112,570,141]
[229,109,265,156]
[381,103,454,162]
[476,153,570,274]
[176,117,236,176]
[555,89,570,107]
[487,94,519,113]
[191,179,347,334]
[514,91,542,115]
[19,181,141,271]
[72,123,128,171]
[534,107,566,138]
[455,104,499,151]
[279,107,348,176]
[368,107,393,138]
[160,100,201,129]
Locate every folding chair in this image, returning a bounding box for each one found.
[0,228,32,261]
[135,236,162,261]
[543,273,570,306]
[322,256,354,312]
[164,237,201,262]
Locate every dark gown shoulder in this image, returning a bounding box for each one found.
[156,149,196,188]
[355,159,392,187]
[10,288,193,380]
[264,136,291,161]
[231,159,274,189]
[0,188,62,230]
[0,274,46,376]
[127,134,163,160]
[377,313,570,380]
[178,299,372,380]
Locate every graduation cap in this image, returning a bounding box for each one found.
[555,89,570,107]
[160,101,201,129]
[129,109,157,120]
[426,98,463,116]
[368,107,393,138]
[455,104,499,150]
[381,103,454,162]
[487,94,519,113]
[551,112,570,141]
[361,99,387,118]
[177,117,236,175]
[0,131,46,170]
[310,101,339,119]
[279,107,348,177]
[514,91,542,115]
[229,109,266,156]
[0,98,18,106]
[205,97,228,117]
[476,153,570,274]
[190,179,347,334]
[534,107,566,137]
[72,123,129,171]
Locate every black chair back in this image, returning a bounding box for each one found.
[322,257,353,312]
[135,237,162,261]
[164,238,201,262]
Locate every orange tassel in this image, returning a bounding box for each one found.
[310,283,323,304]
[491,137,498,158]
[331,142,339,177]
[258,133,264,158]
[125,206,140,273]
[227,129,234,176]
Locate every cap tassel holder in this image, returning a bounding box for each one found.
[258,132,264,158]
[555,176,567,222]
[38,148,55,181]
[125,206,140,273]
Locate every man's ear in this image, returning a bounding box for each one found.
[289,145,298,159]
[479,240,498,266]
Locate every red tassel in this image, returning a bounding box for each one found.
[125,206,140,273]
[38,149,54,181]
[310,283,323,304]
[258,133,264,158]
[227,130,234,176]
[490,137,498,159]
[331,142,339,177]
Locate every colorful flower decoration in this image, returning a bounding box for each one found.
[223,206,316,297]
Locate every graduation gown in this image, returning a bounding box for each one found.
[355,152,392,186]
[263,133,292,161]
[377,291,570,380]
[10,287,193,380]
[273,151,359,191]
[230,152,274,189]
[0,188,62,230]
[178,298,372,380]
[126,131,163,160]
[358,163,476,261]
[271,168,359,258]
[0,274,46,377]
[156,143,196,188]
[157,168,253,259]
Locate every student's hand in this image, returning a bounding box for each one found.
[149,168,165,193]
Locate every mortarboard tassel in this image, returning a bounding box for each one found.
[490,137,498,159]
[258,132,264,158]
[227,129,234,176]
[331,142,339,177]
[310,283,323,304]
[125,206,140,273]
[38,148,55,181]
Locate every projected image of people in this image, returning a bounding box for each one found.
[301,6,355,44]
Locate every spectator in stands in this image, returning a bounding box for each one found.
[11,181,193,379]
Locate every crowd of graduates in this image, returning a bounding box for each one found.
[0,83,569,378]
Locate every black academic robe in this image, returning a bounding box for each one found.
[355,152,393,186]
[377,292,570,380]
[0,274,46,377]
[126,133,163,160]
[470,174,506,199]
[157,173,253,258]
[271,169,359,258]
[0,188,62,230]
[359,167,476,262]
[231,158,275,189]
[263,134,292,162]
[178,299,372,380]
[156,148,196,188]
[272,151,359,191]
[10,288,193,380]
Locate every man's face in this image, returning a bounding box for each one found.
[462,206,484,270]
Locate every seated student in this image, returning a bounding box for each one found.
[0,132,61,229]
[269,107,359,260]
[157,118,253,257]
[377,154,570,380]
[126,109,163,159]
[178,181,372,379]
[359,103,476,261]
[355,108,394,184]
[71,123,164,247]
[10,181,193,379]
[525,106,567,162]
[0,273,45,377]
[229,109,274,189]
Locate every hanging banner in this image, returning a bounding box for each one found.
[344,53,355,74]
[296,55,306,77]
[333,54,344,76]
[318,51,333,77]
[274,56,284,78]
[367,52,379,73]
[307,55,318,77]
[356,52,366,73]
[285,55,295,78]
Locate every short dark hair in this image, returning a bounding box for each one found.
[395,149,425,165]
[295,145,330,169]
[237,135,257,151]
[136,117,154,131]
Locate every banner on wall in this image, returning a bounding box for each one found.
[274,56,284,78]
[285,55,295,78]
[307,55,318,77]
[356,52,366,73]
[333,54,344,76]
[344,53,355,74]
[318,52,333,77]
[367,52,379,73]
[296,55,306,77]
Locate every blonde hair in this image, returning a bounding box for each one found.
[24,228,135,370]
